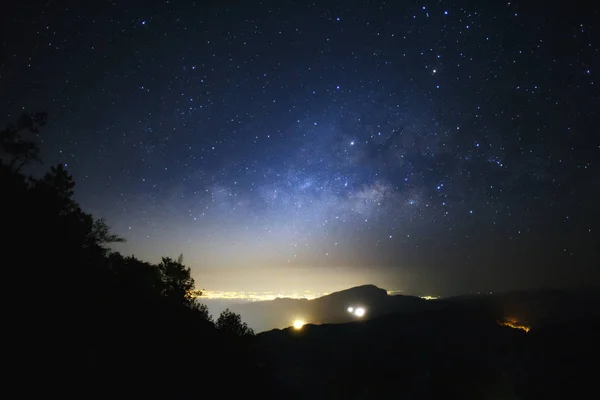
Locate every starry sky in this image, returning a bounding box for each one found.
[2,0,599,296]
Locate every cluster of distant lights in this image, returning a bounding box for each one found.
[291,293,499,330]
[292,305,366,330]
[292,298,444,329]
[347,306,366,317]
[200,290,328,301]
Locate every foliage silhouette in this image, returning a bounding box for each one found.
[1,114,260,397]
[216,308,255,336]
[158,254,197,305]
[0,112,47,171]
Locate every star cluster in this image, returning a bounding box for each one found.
[2,1,598,295]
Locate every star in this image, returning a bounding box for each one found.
[2,0,595,298]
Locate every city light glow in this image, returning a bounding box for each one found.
[197,290,329,301]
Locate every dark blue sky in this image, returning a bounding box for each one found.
[2,0,598,295]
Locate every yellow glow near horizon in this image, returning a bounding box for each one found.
[293,320,305,330]
[196,290,329,301]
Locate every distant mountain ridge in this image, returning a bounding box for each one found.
[228,284,429,332]
[227,284,600,333]
[254,298,600,399]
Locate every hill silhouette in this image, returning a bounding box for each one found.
[230,283,600,334]
[229,284,431,332]
[255,290,600,399]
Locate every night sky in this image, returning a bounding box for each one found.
[2,0,599,297]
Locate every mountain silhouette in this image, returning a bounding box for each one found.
[254,289,600,399]
[230,284,600,333]
[230,284,430,332]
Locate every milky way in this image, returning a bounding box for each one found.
[2,1,598,295]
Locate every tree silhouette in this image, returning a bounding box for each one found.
[91,218,126,246]
[1,113,263,397]
[192,302,213,322]
[158,254,197,305]
[28,163,124,254]
[0,112,47,171]
[216,308,254,336]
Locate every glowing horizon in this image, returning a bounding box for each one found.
[197,289,330,302]
[194,288,436,302]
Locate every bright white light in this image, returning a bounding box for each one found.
[347,307,354,313]
[354,307,366,317]
[293,320,305,330]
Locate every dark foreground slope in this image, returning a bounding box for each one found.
[254,300,600,399]
[0,119,266,398]
[446,288,600,329]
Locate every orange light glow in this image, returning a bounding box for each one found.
[498,317,530,332]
